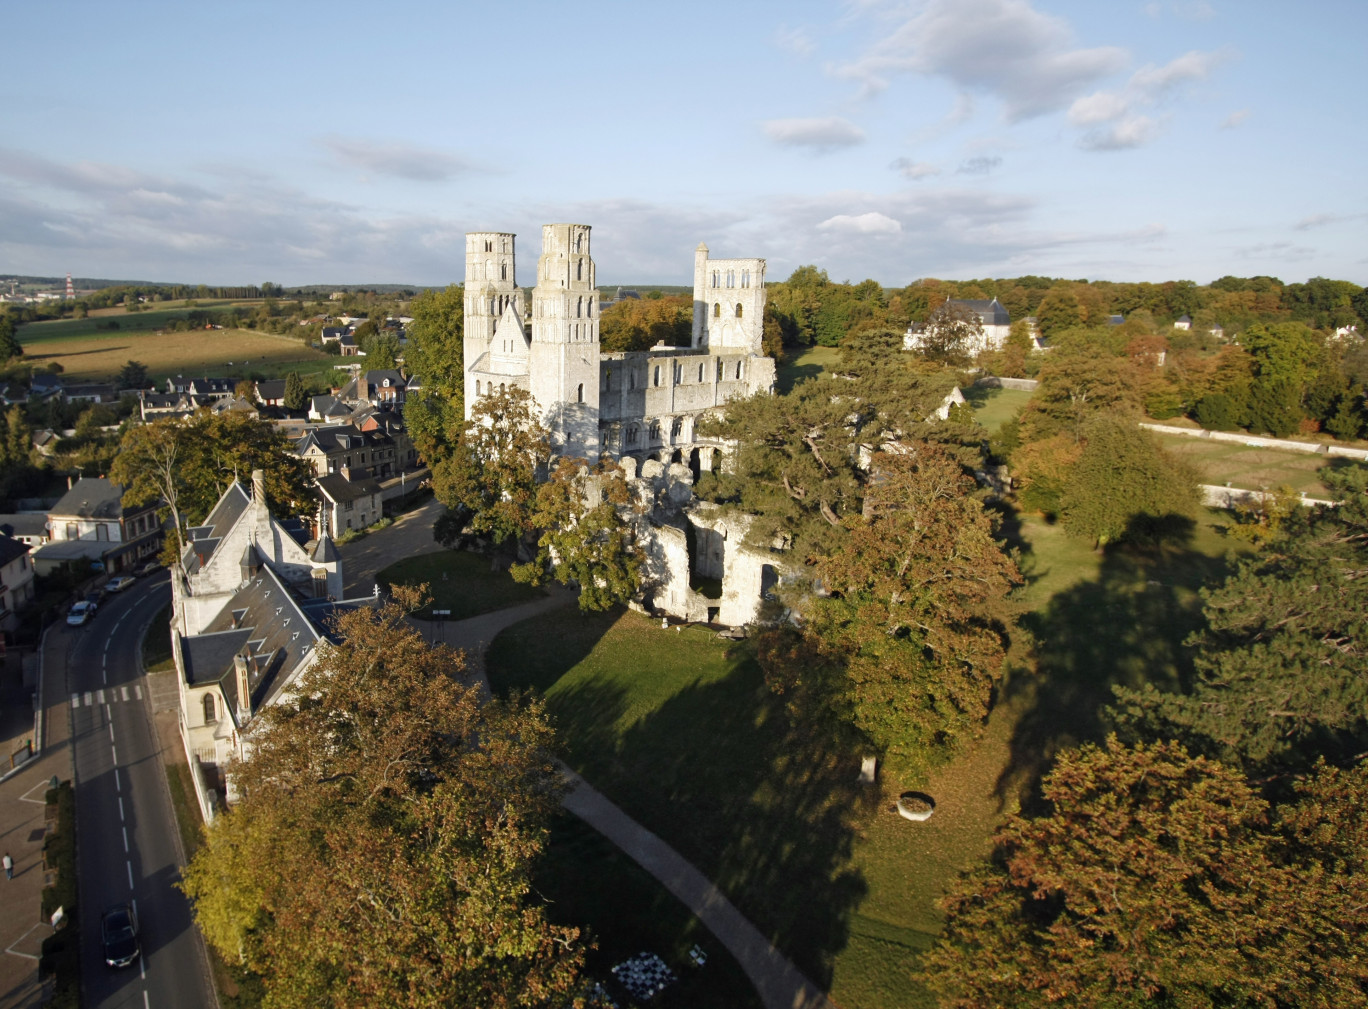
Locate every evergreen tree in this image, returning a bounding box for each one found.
[282,371,307,411]
[0,313,22,363]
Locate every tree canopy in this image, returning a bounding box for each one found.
[179,588,584,1008]
[402,285,465,465]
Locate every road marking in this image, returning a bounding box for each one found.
[96,688,105,704]
[118,797,124,821]
[115,768,121,792]
[102,665,107,685]
[126,860,133,889]
[111,744,118,764]
[105,704,111,721]
[122,686,130,701]
[108,721,115,742]
[134,684,142,699]
[122,827,128,853]
[83,691,92,706]
[143,988,149,1005]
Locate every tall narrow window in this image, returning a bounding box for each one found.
[577,383,584,403]
[577,296,582,318]
[501,263,507,280]
[711,270,719,288]
[717,359,723,381]
[735,304,743,318]
[742,269,750,287]
[476,380,481,395]
[576,233,583,253]
[736,361,742,379]
[203,694,217,724]
[713,303,720,318]
[698,363,704,382]
[577,259,583,281]
[653,366,660,387]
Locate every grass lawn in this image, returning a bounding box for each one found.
[961,385,1034,435]
[1154,434,1333,496]
[776,345,842,392]
[17,321,333,384]
[375,550,544,620]
[487,510,1244,1008]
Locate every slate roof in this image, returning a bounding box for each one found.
[949,298,1011,327]
[0,533,31,569]
[182,482,250,572]
[364,370,404,391]
[309,395,351,419]
[184,564,322,713]
[49,478,136,521]
[0,514,48,540]
[256,379,287,401]
[310,535,340,563]
[317,473,384,504]
[296,424,386,455]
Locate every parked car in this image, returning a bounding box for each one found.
[85,588,106,606]
[134,560,162,578]
[101,903,139,968]
[106,575,135,593]
[67,601,95,626]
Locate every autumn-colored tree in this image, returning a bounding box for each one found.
[180,588,584,1009]
[1019,345,1137,441]
[923,737,1368,1009]
[432,386,549,548]
[511,457,642,610]
[759,447,1019,774]
[597,295,691,352]
[1112,465,1368,773]
[1011,433,1083,516]
[1033,287,1084,338]
[402,284,465,465]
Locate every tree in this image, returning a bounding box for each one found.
[1020,345,1136,441]
[235,379,256,401]
[361,331,399,371]
[1059,416,1200,549]
[116,360,148,389]
[0,312,22,363]
[1241,322,1319,436]
[511,457,642,611]
[917,300,983,365]
[179,588,584,1008]
[598,296,691,352]
[1033,287,1084,338]
[432,386,549,549]
[403,285,465,466]
[923,737,1368,1009]
[1112,465,1368,773]
[282,371,307,412]
[759,446,1020,774]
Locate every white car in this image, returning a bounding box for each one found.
[106,576,136,593]
[67,601,95,626]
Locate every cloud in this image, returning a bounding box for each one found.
[956,155,1003,175]
[317,135,474,182]
[835,0,1127,119]
[761,117,866,152]
[774,25,816,58]
[1067,48,1230,149]
[817,211,903,235]
[1294,213,1344,231]
[1235,241,1315,262]
[891,158,942,180]
[1221,108,1250,129]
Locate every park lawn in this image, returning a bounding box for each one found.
[776,344,842,392]
[375,549,543,620]
[487,509,1245,1008]
[16,325,334,383]
[961,385,1033,435]
[1153,434,1333,496]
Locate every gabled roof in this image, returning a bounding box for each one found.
[0,514,48,539]
[49,478,139,521]
[181,482,250,571]
[256,379,287,401]
[364,370,404,391]
[0,533,31,568]
[948,298,1011,327]
[317,473,384,504]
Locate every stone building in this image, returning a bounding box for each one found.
[462,224,775,468]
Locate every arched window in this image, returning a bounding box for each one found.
[713,303,720,318]
[577,383,584,403]
[648,421,660,442]
[476,380,481,396]
[501,263,507,280]
[587,297,593,316]
[490,298,496,313]
[653,365,660,387]
[576,232,583,253]
[576,259,583,281]
[629,371,635,390]
[717,358,723,381]
[736,361,743,379]
[735,304,743,318]
[203,694,216,724]
[671,417,683,440]
[484,239,492,252]
[698,362,704,382]
[499,382,506,393]
[727,270,735,288]
[626,426,639,446]
[577,296,582,318]
[742,269,750,287]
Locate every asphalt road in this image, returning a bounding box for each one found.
[60,575,215,1009]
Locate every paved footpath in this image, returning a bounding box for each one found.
[434,592,836,1009]
[339,495,444,597]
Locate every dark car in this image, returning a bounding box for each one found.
[101,903,139,968]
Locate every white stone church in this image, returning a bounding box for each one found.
[462,224,776,469]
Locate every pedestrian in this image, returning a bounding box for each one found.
[3,853,12,879]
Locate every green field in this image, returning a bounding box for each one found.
[1154,434,1334,496]
[486,507,1243,1008]
[776,344,842,392]
[961,385,1033,435]
[375,550,544,620]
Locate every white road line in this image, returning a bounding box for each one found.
[122,686,130,701]
[111,742,117,764]
[143,987,149,1005]
[115,768,121,792]
[83,691,92,706]
[118,797,125,821]
[105,704,111,721]
[134,684,142,699]
[102,665,107,685]
[122,827,128,853]
[108,721,115,742]
[126,860,133,889]
[96,688,105,704]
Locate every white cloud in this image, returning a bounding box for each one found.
[835,0,1127,120]
[817,211,903,235]
[1221,108,1250,129]
[1294,213,1341,231]
[761,117,866,152]
[774,25,816,58]
[317,135,474,182]
[956,155,1003,175]
[1066,49,1229,149]
[891,158,942,180]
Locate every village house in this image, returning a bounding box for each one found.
[0,534,35,636]
[254,379,288,407]
[0,514,49,548]
[34,477,163,575]
[315,471,385,538]
[293,424,397,480]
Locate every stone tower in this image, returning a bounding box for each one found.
[691,243,766,354]
[529,223,600,459]
[463,232,522,411]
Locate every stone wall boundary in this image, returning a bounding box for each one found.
[972,376,1039,392]
[1142,422,1368,461]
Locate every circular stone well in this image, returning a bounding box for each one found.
[897,791,936,822]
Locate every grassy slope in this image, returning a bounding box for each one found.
[1155,434,1333,496]
[374,550,543,619]
[958,385,1032,435]
[776,345,842,392]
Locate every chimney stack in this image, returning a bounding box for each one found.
[252,469,266,504]
[234,653,252,722]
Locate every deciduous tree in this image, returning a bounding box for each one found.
[403,285,465,465]
[917,300,983,365]
[180,588,584,1009]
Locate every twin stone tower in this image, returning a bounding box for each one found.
[462,224,775,465]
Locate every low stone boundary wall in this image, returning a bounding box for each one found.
[1201,484,1339,509]
[973,376,1039,392]
[1142,423,1368,461]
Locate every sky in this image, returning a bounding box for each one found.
[0,0,1362,289]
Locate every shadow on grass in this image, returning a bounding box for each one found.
[997,516,1232,814]
[488,609,869,990]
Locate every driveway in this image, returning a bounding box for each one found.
[339,495,445,597]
